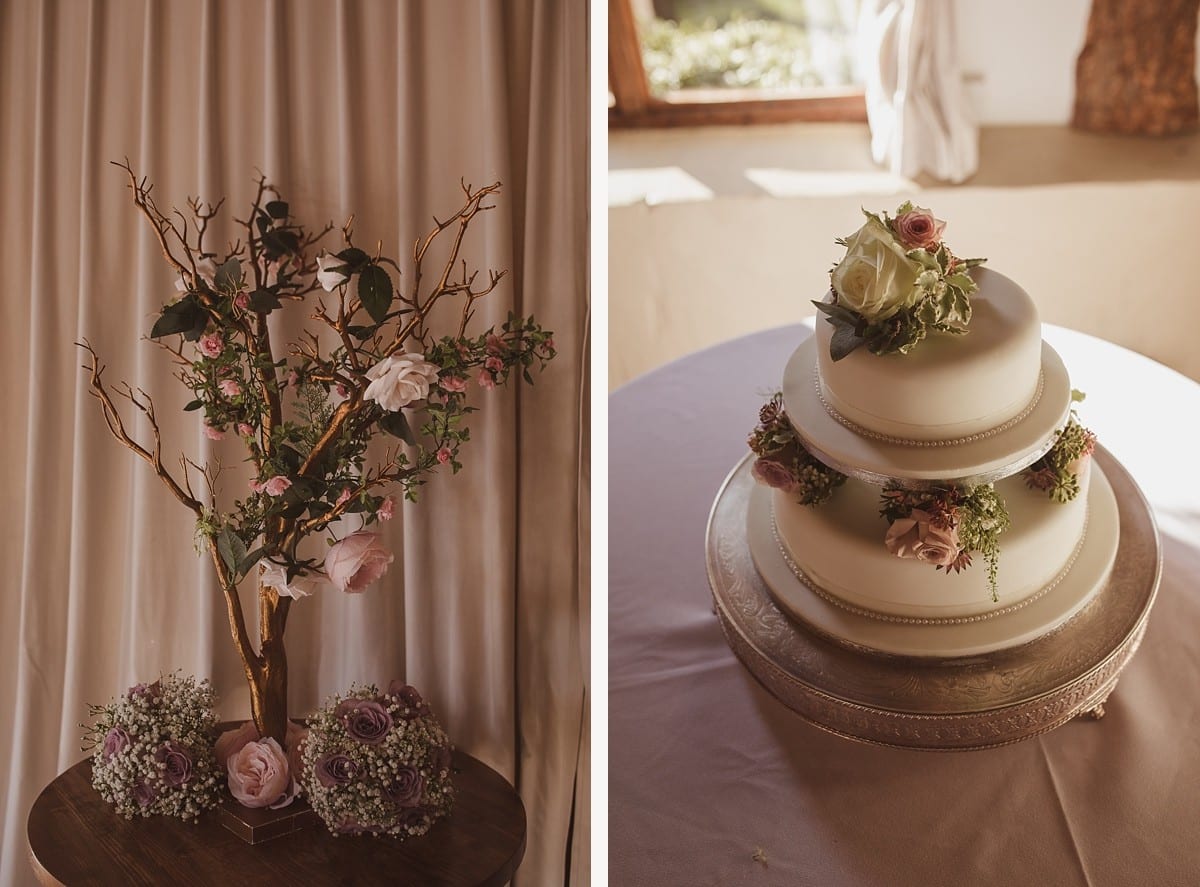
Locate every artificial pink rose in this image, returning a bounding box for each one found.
[436,447,452,465]
[249,479,265,494]
[286,369,299,388]
[219,379,241,397]
[485,333,505,355]
[484,356,504,373]
[884,515,923,558]
[363,354,440,412]
[227,737,292,809]
[440,375,467,394]
[335,382,350,400]
[476,368,496,391]
[376,496,395,521]
[914,522,960,567]
[335,488,352,508]
[750,458,797,492]
[237,423,254,437]
[893,207,946,251]
[324,531,394,593]
[234,292,250,310]
[264,475,292,496]
[215,720,261,769]
[199,332,224,359]
[538,337,555,358]
[203,425,225,440]
[102,726,130,761]
[885,509,961,567]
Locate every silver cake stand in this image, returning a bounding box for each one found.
[705,445,1161,751]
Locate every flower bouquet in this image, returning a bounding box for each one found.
[82,673,223,821]
[79,162,554,773]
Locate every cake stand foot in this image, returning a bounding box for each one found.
[1081,685,1116,720]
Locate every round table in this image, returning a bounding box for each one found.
[610,323,1200,887]
[27,751,525,886]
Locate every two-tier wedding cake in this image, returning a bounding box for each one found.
[745,205,1119,659]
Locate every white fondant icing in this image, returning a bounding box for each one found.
[815,268,1043,441]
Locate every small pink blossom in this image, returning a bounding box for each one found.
[335,488,352,507]
[203,425,225,440]
[476,368,496,390]
[286,369,299,388]
[440,375,467,394]
[485,356,504,373]
[538,337,555,357]
[199,332,224,359]
[751,458,797,492]
[436,447,452,465]
[249,479,265,493]
[219,379,241,397]
[335,382,350,400]
[376,496,395,521]
[238,423,254,437]
[486,333,505,355]
[264,475,292,496]
[893,207,946,251]
[325,531,394,593]
[234,292,250,310]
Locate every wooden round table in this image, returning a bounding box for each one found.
[27,751,525,886]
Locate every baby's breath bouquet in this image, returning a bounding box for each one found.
[300,682,454,837]
[81,673,223,821]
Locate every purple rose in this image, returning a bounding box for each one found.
[133,781,157,808]
[750,458,797,493]
[384,767,425,807]
[398,806,431,832]
[101,726,130,761]
[336,699,393,744]
[315,753,359,788]
[154,741,193,786]
[127,680,162,703]
[386,681,431,719]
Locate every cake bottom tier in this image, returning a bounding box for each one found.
[748,465,1120,658]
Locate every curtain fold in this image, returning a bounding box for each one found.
[0,2,589,885]
[860,0,978,184]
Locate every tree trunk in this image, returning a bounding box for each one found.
[247,588,290,745]
[1072,0,1200,135]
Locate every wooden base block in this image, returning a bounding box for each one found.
[217,795,319,844]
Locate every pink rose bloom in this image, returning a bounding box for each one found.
[234,292,250,310]
[238,423,254,437]
[199,332,224,359]
[893,207,946,251]
[884,509,960,567]
[476,368,496,391]
[264,475,292,496]
[750,458,797,492]
[440,375,467,394]
[376,496,395,521]
[485,333,505,355]
[286,369,299,388]
[538,337,555,358]
[249,479,265,493]
[227,737,293,809]
[219,379,241,397]
[203,425,225,440]
[485,356,504,373]
[325,531,394,593]
[436,447,452,465]
[335,488,352,507]
[215,720,260,769]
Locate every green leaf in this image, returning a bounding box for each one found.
[255,212,271,234]
[811,300,864,330]
[358,264,394,324]
[248,289,281,312]
[262,230,300,259]
[150,296,206,340]
[214,259,242,293]
[958,256,987,269]
[277,445,303,471]
[237,545,266,577]
[183,399,203,411]
[346,325,376,340]
[265,200,289,219]
[336,247,370,271]
[829,324,866,361]
[378,410,415,444]
[216,529,248,578]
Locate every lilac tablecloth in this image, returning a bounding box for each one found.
[609,323,1200,887]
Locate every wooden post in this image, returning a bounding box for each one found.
[1072,0,1200,135]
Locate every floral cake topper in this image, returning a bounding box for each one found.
[814,203,986,360]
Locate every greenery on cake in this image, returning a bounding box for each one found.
[880,484,1011,600]
[748,392,846,506]
[1023,391,1097,503]
[814,202,987,361]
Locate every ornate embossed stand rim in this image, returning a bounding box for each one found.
[705,447,1161,751]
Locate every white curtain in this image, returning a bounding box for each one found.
[0,1,589,885]
[860,0,979,183]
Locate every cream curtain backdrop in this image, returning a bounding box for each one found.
[0,1,589,885]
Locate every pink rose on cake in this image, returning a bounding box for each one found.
[884,509,961,568]
[750,458,797,493]
[893,206,946,251]
[831,217,920,321]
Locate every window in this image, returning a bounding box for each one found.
[609,0,868,127]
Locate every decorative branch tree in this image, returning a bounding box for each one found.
[81,162,555,746]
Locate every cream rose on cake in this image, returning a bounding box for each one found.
[830,217,920,321]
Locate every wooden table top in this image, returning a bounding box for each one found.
[27,750,525,887]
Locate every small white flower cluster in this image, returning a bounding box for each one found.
[81,672,222,822]
[300,682,455,838]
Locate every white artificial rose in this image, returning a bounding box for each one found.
[830,217,920,321]
[363,353,440,412]
[316,253,349,292]
[260,559,327,599]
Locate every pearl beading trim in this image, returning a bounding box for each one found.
[813,369,1045,448]
[770,505,1089,626]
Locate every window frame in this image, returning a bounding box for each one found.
[608,0,869,129]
